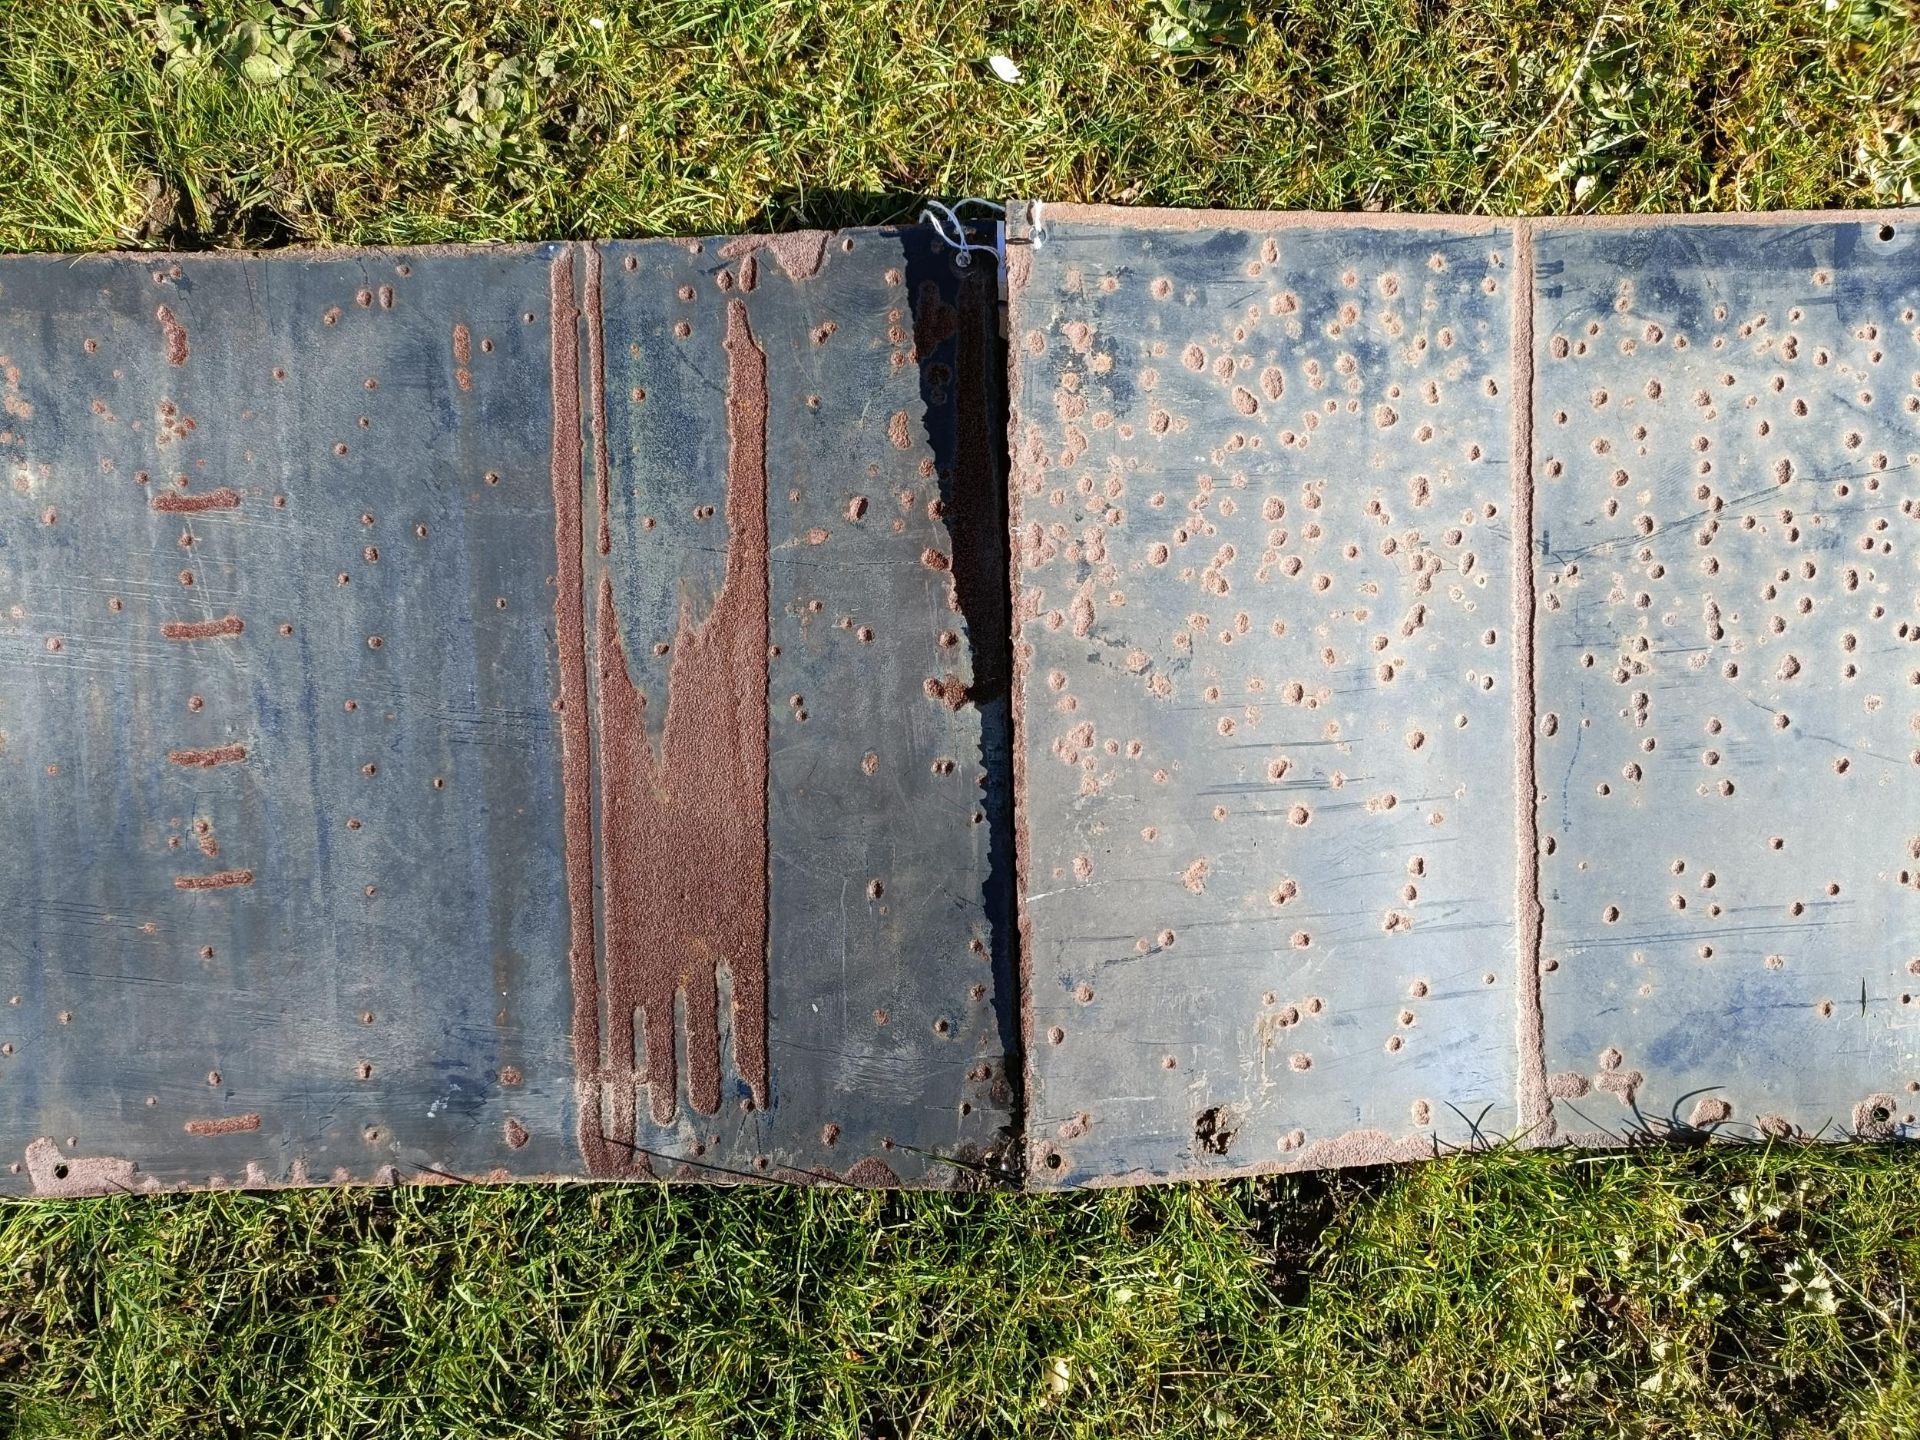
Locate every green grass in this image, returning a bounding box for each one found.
[3,1147,1919,1436]
[1,0,1917,251]
[4,1,1920,1435]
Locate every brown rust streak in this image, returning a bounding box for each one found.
[586,247,612,557]
[174,869,253,890]
[594,295,770,1128]
[151,487,240,514]
[160,616,244,641]
[168,744,247,768]
[549,248,628,1178]
[184,1113,261,1136]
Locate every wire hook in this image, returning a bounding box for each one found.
[919,197,1005,269]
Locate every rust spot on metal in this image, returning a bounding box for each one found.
[184,1113,261,1136]
[590,294,770,1138]
[151,487,240,513]
[923,674,969,710]
[1687,1096,1732,1128]
[1194,1105,1235,1154]
[173,869,253,890]
[842,1156,902,1187]
[160,616,244,641]
[1281,1127,1437,1171]
[155,305,189,365]
[453,322,472,391]
[24,1137,139,1196]
[167,744,247,768]
[914,281,957,354]
[716,230,832,282]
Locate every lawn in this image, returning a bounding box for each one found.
[3,0,1920,1435]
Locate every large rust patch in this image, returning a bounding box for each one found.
[557,255,773,1173]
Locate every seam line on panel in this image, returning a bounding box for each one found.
[1510,218,1551,1143]
[1001,203,1041,1187]
[550,242,612,1175]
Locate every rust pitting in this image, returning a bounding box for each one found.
[1193,1105,1236,1155]
[1854,1094,1900,1141]
[923,674,969,709]
[841,1156,903,1187]
[1008,205,1535,1185]
[23,1138,141,1196]
[174,869,253,890]
[184,1113,261,1137]
[167,744,247,768]
[155,304,189,366]
[914,280,958,355]
[160,616,244,641]
[716,230,832,283]
[151,487,240,513]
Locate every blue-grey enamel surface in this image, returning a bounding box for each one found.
[0,247,578,1191]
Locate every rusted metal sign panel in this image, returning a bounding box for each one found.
[1529,218,1920,1147]
[1007,207,1526,1183]
[5,208,1915,1197]
[0,229,1015,1194]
